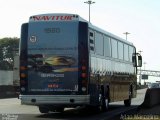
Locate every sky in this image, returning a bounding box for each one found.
[0,0,160,82]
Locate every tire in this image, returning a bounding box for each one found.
[124,87,132,107]
[124,97,131,107]
[100,96,109,111]
[86,105,99,112]
[99,86,109,111]
[39,106,49,113]
[54,107,64,112]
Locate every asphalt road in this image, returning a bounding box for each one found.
[0,89,147,120]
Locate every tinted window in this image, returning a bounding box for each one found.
[118,42,123,60]
[124,44,129,61]
[129,46,134,62]
[95,32,103,55]
[89,30,95,52]
[111,39,118,58]
[90,32,94,37]
[104,36,111,57]
[90,39,94,44]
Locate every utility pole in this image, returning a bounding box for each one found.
[143,62,147,70]
[123,32,130,40]
[138,50,143,85]
[84,0,95,22]
[143,62,147,85]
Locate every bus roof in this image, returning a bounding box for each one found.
[89,23,134,46]
[29,13,134,46]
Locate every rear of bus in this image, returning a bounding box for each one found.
[19,14,89,112]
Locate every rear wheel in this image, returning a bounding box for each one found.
[124,97,131,107]
[39,106,49,113]
[99,96,109,111]
[124,86,132,107]
[53,107,64,112]
[99,86,109,111]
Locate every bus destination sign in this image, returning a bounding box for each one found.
[29,14,79,22]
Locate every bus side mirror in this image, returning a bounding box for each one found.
[137,55,142,67]
[132,53,142,67]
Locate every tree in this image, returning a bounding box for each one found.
[0,37,19,70]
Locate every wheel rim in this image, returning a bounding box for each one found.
[105,99,109,109]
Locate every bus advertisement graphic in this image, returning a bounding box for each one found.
[27,21,79,92]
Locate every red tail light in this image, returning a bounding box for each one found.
[20,66,26,70]
[82,66,87,71]
[20,73,26,78]
[81,73,87,78]
[20,65,27,92]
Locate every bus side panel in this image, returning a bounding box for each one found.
[79,25,100,106]
[78,22,89,95]
[78,22,99,106]
[20,23,28,95]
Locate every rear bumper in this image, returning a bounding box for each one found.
[19,95,90,105]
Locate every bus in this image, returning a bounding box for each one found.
[19,13,142,113]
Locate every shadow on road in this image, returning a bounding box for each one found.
[36,105,139,120]
[36,107,102,120]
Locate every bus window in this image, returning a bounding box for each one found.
[129,46,134,62]
[90,32,94,37]
[89,30,95,52]
[124,44,129,61]
[90,39,94,44]
[104,36,111,57]
[111,38,118,58]
[118,41,124,60]
[95,32,103,56]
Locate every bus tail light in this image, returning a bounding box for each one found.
[82,66,87,71]
[20,73,26,78]
[81,64,88,93]
[20,65,27,92]
[81,73,87,78]
[20,66,26,70]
